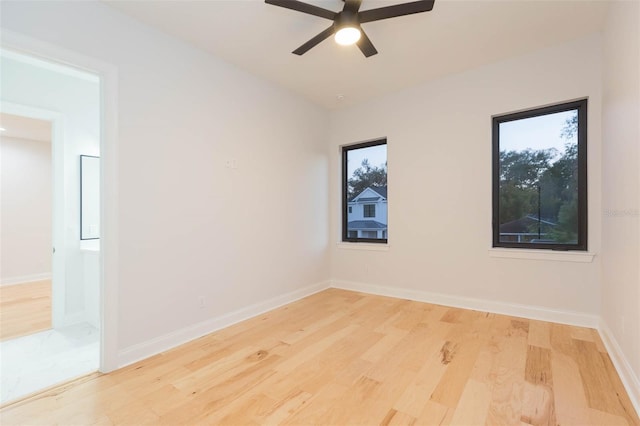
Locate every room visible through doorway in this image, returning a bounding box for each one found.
[0,50,102,404]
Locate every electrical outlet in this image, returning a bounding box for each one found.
[199,297,206,309]
[225,158,238,169]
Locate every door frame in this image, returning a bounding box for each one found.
[1,30,120,372]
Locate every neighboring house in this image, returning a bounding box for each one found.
[499,214,557,243]
[347,186,387,239]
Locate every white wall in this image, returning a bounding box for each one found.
[601,0,640,397]
[0,0,330,357]
[330,35,602,317]
[1,54,101,326]
[0,136,52,284]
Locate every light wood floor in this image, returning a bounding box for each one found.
[0,280,51,341]
[1,288,638,425]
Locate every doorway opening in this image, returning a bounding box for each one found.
[0,49,102,404]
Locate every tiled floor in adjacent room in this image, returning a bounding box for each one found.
[0,322,99,404]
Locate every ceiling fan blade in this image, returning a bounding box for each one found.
[357,30,378,57]
[292,26,336,55]
[265,0,337,20]
[358,0,435,23]
[343,0,362,14]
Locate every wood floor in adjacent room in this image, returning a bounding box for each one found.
[1,288,638,425]
[0,280,51,341]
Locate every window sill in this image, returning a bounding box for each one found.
[337,242,390,252]
[488,248,595,263]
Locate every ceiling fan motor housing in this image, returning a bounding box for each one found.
[334,10,360,31]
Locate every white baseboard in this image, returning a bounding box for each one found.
[117,281,331,368]
[598,320,640,417]
[331,279,599,328]
[0,273,52,287]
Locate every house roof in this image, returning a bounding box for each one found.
[348,220,387,230]
[371,186,387,198]
[351,186,387,202]
[499,215,557,234]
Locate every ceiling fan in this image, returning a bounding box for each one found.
[265,0,435,57]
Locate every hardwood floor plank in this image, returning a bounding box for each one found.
[573,339,639,425]
[261,389,313,425]
[484,320,529,425]
[599,351,640,424]
[360,329,407,363]
[313,375,385,425]
[551,352,591,425]
[381,408,417,426]
[416,400,452,425]
[528,320,552,349]
[588,407,630,426]
[0,280,51,341]
[522,345,556,425]
[429,319,488,409]
[450,378,492,425]
[574,339,627,415]
[265,326,382,400]
[1,289,637,426]
[521,381,556,426]
[212,392,277,425]
[274,324,360,375]
[280,382,350,425]
[525,345,553,386]
[571,325,597,342]
[392,338,449,418]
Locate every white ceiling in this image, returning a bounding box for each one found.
[104,0,609,110]
[0,113,52,143]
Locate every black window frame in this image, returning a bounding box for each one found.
[342,138,388,244]
[492,99,588,251]
[363,204,376,218]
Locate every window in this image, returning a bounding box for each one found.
[492,99,587,250]
[363,204,375,218]
[343,139,387,243]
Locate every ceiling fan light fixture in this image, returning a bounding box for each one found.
[334,26,361,46]
[265,0,436,57]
